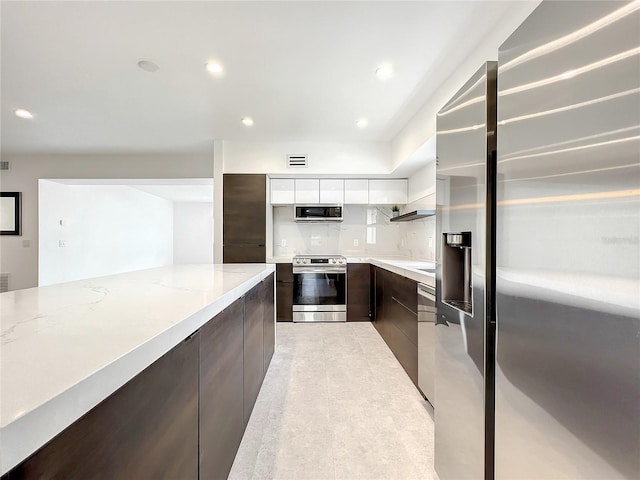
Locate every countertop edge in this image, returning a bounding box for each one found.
[0,265,275,475]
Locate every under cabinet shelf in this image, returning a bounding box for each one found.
[390,210,436,222]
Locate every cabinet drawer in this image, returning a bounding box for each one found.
[389,274,418,315]
[387,295,417,345]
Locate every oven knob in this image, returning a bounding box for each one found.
[295,258,301,264]
[339,258,345,264]
[330,258,336,264]
[305,259,311,264]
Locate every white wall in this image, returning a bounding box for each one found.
[390,1,540,171]
[0,153,213,291]
[173,202,214,264]
[408,160,436,204]
[272,205,402,258]
[39,181,174,286]
[223,140,391,175]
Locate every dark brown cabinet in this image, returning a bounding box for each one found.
[276,263,293,322]
[262,274,275,373]
[373,266,419,386]
[199,298,244,480]
[9,333,200,480]
[223,174,266,263]
[347,263,370,321]
[244,279,264,424]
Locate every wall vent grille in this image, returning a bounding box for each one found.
[0,273,9,293]
[0,161,10,171]
[287,154,308,168]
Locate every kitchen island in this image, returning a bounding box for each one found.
[0,264,275,478]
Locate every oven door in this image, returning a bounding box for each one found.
[292,267,346,321]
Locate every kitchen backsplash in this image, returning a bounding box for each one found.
[272,205,435,260]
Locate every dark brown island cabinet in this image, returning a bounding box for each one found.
[3,274,275,480]
[371,265,419,386]
[223,174,267,263]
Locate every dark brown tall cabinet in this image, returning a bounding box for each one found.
[223,174,266,263]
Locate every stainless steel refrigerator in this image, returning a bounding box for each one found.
[435,61,497,480]
[435,1,640,479]
[495,1,639,479]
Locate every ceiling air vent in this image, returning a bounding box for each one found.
[0,273,9,293]
[287,154,308,168]
[0,161,10,171]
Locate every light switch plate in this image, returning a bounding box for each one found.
[353,239,359,247]
[59,240,66,247]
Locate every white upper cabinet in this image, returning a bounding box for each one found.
[319,179,344,204]
[344,179,369,204]
[294,179,320,204]
[270,178,295,204]
[270,177,407,205]
[368,179,408,205]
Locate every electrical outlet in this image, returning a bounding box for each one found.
[429,238,434,248]
[353,239,359,247]
[281,239,287,247]
[59,240,66,248]
[22,239,30,248]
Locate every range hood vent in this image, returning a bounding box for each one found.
[390,209,436,222]
[0,161,10,171]
[287,154,308,168]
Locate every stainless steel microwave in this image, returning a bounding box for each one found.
[294,205,343,222]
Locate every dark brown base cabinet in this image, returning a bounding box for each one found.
[276,263,293,322]
[372,266,419,386]
[347,263,370,321]
[3,274,275,480]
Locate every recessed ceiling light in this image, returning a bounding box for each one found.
[15,109,33,119]
[137,60,159,73]
[375,64,393,80]
[206,62,224,76]
[241,117,254,127]
[356,118,368,129]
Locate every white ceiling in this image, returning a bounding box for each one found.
[2,1,526,154]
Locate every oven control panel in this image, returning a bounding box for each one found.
[293,255,346,265]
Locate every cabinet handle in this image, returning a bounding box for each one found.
[185,330,199,342]
[391,296,417,315]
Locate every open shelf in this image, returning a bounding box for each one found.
[389,209,436,222]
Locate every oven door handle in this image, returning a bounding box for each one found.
[293,267,347,274]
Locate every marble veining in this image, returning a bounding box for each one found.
[0,263,275,475]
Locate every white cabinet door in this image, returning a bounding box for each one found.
[344,179,369,204]
[368,179,408,204]
[270,178,295,204]
[294,179,320,204]
[319,179,344,204]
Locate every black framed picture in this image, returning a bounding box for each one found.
[1,192,22,235]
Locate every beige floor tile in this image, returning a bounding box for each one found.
[228,322,437,480]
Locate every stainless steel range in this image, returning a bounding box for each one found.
[292,254,347,322]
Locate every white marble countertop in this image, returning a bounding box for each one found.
[268,255,435,287]
[0,263,275,475]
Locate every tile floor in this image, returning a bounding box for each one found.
[229,322,438,480]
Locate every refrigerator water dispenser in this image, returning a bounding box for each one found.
[442,231,473,315]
